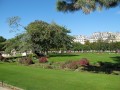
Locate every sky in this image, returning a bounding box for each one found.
[0,0,120,39]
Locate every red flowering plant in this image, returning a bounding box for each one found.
[39,57,48,63]
[78,58,89,66]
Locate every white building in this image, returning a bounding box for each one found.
[114,32,120,42]
[88,32,114,43]
[73,32,120,44]
[73,35,87,44]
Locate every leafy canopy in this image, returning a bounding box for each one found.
[57,0,120,14]
[26,20,73,53]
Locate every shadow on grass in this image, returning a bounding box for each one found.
[111,56,120,64]
[49,53,79,57]
[84,56,120,74]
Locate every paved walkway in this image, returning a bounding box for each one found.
[0,87,11,90]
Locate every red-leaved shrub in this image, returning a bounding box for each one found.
[78,58,89,66]
[39,57,48,63]
[61,58,89,70]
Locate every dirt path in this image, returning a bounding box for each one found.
[0,82,23,90]
[0,87,11,90]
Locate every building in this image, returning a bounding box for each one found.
[73,35,87,44]
[73,32,120,44]
[89,32,113,43]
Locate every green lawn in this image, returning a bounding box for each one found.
[49,53,120,63]
[0,63,120,90]
[0,53,120,90]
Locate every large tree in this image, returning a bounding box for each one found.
[48,23,73,51]
[26,20,73,54]
[26,20,50,54]
[57,0,120,14]
[7,17,73,54]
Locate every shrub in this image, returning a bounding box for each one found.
[61,61,78,70]
[39,57,48,63]
[66,61,78,69]
[61,58,89,70]
[19,57,34,65]
[78,58,89,66]
[28,54,34,59]
[44,64,53,69]
[61,60,72,69]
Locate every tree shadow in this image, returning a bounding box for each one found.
[49,53,79,57]
[111,56,120,64]
[84,56,120,74]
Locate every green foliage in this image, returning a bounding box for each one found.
[0,36,6,42]
[26,20,51,53]
[26,20,73,54]
[0,36,6,51]
[4,33,31,53]
[57,0,120,14]
[72,42,84,51]
[72,41,120,52]
[6,19,73,55]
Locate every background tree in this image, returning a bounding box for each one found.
[7,16,23,32]
[0,36,6,51]
[72,42,83,51]
[57,0,120,14]
[4,38,19,54]
[4,33,31,55]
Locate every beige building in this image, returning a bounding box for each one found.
[73,32,120,44]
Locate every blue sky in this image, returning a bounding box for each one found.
[0,0,120,39]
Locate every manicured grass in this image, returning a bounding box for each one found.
[0,53,120,90]
[49,53,120,63]
[0,63,120,90]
